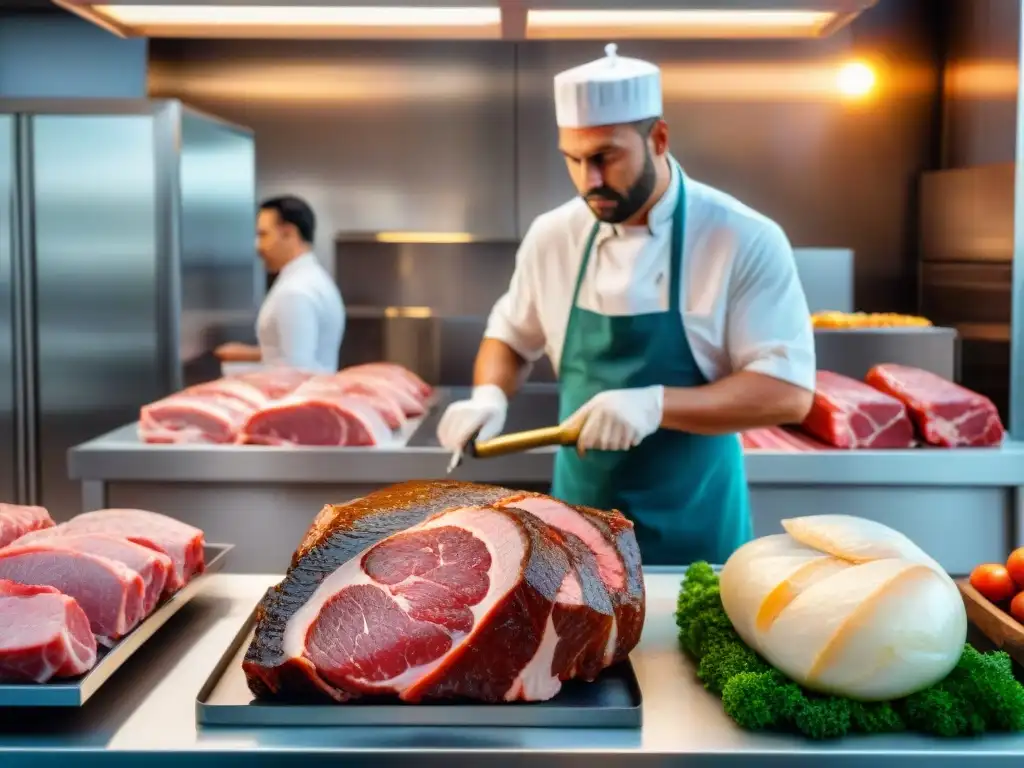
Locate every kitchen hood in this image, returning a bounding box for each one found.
[52,0,879,40]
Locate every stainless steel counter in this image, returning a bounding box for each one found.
[2,571,1022,767]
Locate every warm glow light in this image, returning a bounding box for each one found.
[375,232,474,244]
[526,9,837,39]
[836,60,876,98]
[88,5,502,38]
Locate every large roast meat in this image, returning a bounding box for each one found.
[243,480,645,704]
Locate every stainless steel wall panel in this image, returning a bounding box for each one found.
[177,108,259,365]
[919,164,1014,263]
[941,0,1020,168]
[148,40,519,274]
[31,113,164,516]
[0,116,14,503]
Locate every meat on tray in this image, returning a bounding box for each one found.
[243,480,645,705]
[740,427,831,451]
[0,506,207,680]
[136,362,431,446]
[865,364,1005,447]
[0,580,97,683]
[802,371,916,449]
[0,503,55,548]
[20,508,206,589]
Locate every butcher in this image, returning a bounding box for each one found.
[437,44,816,566]
[216,195,345,373]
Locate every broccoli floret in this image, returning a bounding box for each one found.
[675,562,1024,740]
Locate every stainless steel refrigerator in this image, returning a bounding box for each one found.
[0,99,258,518]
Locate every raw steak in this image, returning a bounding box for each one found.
[0,580,97,682]
[139,393,254,444]
[24,508,205,590]
[241,391,392,447]
[243,480,645,704]
[0,503,55,548]
[740,427,831,451]
[333,370,427,418]
[0,544,146,642]
[12,533,173,615]
[865,364,1005,447]
[344,363,432,399]
[184,378,271,410]
[235,368,316,399]
[802,371,916,449]
[294,376,406,431]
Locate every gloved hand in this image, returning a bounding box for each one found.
[437,384,508,451]
[564,385,664,452]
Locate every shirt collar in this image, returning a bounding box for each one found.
[597,158,681,242]
[277,250,316,279]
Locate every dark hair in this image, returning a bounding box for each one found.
[259,195,316,243]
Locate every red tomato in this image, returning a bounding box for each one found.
[970,563,1018,603]
[1007,548,1024,588]
[1011,592,1024,624]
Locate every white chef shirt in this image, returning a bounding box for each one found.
[256,252,346,373]
[485,162,816,392]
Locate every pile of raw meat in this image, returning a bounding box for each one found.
[0,503,206,683]
[243,480,645,704]
[742,364,1004,451]
[139,362,432,447]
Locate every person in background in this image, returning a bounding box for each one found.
[216,195,345,373]
[436,44,816,566]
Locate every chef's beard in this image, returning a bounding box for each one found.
[584,148,658,224]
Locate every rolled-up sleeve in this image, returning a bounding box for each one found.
[726,222,816,391]
[274,288,322,372]
[483,222,547,362]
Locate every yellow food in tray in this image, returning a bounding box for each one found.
[811,311,932,329]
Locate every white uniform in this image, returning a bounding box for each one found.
[484,162,816,393]
[256,251,346,373]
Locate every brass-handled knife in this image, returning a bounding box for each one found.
[446,422,582,474]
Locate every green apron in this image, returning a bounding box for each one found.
[551,159,752,566]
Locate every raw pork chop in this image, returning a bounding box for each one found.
[0,580,97,682]
[235,368,316,399]
[241,391,392,446]
[293,377,406,431]
[802,371,916,449]
[344,363,432,399]
[12,533,173,614]
[24,508,205,590]
[0,504,54,548]
[740,427,831,451]
[865,364,1005,447]
[243,481,646,704]
[184,378,270,410]
[0,544,145,642]
[139,393,254,444]
[333,370,426,418]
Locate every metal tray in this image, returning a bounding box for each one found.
[0,543,233,707]
[196,608,643,729]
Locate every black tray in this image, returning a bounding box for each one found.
[196,607,643,729]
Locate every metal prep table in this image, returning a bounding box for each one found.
[1,570,1022,767]
[68,386,1024,576]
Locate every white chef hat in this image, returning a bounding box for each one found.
[553,43,662,129]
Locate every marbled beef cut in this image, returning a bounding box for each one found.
[803,371,916,449]
[865,364,1005,447]
[242,480,646,704]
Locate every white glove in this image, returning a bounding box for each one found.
[437,384,508,451]
[564,386,664,452]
